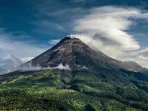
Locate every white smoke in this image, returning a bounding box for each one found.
[18,63,71,72]
[18,62,45,72]
[53,63,71,70]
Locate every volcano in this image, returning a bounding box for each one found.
[1,37,148,111]
[27,37,135,71]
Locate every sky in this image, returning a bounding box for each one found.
[1,0,148,67]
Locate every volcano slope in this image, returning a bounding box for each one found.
[0,37,148,111]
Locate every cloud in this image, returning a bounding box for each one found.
[71,0,95,3]
[72,6,148,67]
[19,62,46,72]
[0,28,48,60]
[19,63,71,72]
[39,20,66,31]
[53,63,71,70]
[119,47,148,68]
[48,39,60,45]
[74,6,142,51]
[71,0,86,2]
[0,49,22,75]
[33,20,66,34]
[21,57,34,63]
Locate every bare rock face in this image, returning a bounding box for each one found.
[30,37,77,68]
[26,37,130,70]
[23,36,148,73]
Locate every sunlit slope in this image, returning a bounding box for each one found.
[0,68,148,111]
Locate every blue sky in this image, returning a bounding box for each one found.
[1,0,148,67]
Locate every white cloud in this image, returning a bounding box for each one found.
[72,6,148,67]
[0,28,48,60]
[34,20,66,33]
[21,57,34,63]
[53,63,71,70]
[18,63,71,72]
[74,6,142,51]
[48,39,60,45]
[119,47,148,68]
[71,0,86,2]
[0,49,22,75]
[19,62,46,71]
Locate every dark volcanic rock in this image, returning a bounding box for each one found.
[27,37,132,70]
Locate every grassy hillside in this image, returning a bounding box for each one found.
[0,69,148,111]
